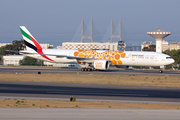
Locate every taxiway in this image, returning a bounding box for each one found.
[0,67,180,76]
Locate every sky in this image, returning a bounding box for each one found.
[0,0,180,47]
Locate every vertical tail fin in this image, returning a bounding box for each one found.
[20,26,54,62]
[20,26,42,52]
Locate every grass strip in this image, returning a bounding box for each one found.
[0,74,180,87]
[0,99,180,109]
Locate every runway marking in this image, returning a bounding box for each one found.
[46,92,148,97]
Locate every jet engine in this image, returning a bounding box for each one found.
[93,60,109,70]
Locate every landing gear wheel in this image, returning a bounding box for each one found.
[81,68,92,72]
[159,70,163,73]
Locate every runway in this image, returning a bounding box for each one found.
[1,108,180,120]
[0,81,180,104]
[0,67,180,76]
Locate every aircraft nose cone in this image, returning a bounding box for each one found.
[172,59,175,64]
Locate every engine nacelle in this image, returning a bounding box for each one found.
[93,60,109,70]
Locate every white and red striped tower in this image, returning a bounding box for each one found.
[147,29,171,53]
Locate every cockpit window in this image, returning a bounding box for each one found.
[166,57,172,59]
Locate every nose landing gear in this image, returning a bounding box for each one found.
[159,70,163,73]
[159,66,164,73]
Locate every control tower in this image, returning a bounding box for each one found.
[147,29,171,53]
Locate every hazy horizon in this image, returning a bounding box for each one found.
[0,0,180,47]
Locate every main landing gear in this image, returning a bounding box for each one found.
[81,68,93,71]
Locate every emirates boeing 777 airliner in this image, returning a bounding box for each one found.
[18,26,174,73]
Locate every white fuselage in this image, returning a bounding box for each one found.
[20,49,174,67]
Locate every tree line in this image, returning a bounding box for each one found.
[0,40,25,63]
[0,40,42,65]
[164,49,180,69]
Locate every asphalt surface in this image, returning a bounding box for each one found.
[0,108,179,120]
[0,67,180,119]
[0,81,180,104]
[0,67,180,104]
[0,67,180,76]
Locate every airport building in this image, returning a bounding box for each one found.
[162,40,169,52]
[169,42,180,51]
[62,42,125,51]
[3,55,24,66]
[56,45,63,49]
